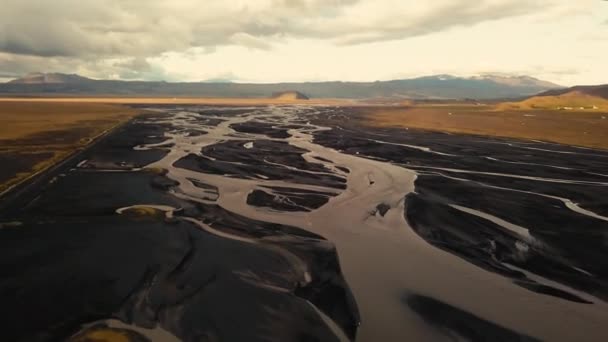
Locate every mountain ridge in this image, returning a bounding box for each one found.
[1,72,563,100]
[8,72,94,84]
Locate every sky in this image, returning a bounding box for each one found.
[0,0,606,86]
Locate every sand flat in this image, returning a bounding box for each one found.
[361,104,608,149]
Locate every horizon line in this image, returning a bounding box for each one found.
[3,72,571,87]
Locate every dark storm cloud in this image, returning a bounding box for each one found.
[0,0,549,58]
[0,0,359,58]
[0,0,565,79]
[322,1,547,45]
[0,53,74,76]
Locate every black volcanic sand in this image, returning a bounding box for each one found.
[0,217,353,341]
[310,109,608,299]
[230,121,292,139]
[404,192,595,304]
[0,152,54,184]
[0,110,359,342]
[404,294,540,342]
[175,139,347,189]
[181,203,359,336]
[21,170,182,217]
[247,186,333,212]
[80,115,172,170]
[3,105,608,341]
[314,127,608,184]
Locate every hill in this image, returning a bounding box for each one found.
[537,84,608,99]
[0,73,561,100]
[272,91,310,100]
[498,84,608,110]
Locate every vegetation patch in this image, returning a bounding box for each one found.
[0,101,138,193]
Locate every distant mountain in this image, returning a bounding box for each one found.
[8,72,93,84]
[471,74,560,89]
[1,73,562,99]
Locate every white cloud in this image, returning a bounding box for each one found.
[0,0,563,57]
[229,33,273,50]
[0,0,606,84]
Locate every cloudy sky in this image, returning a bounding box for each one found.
[0,0,606,85]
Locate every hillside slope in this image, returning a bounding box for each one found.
[537,84,608,99]
[499,87,608,110]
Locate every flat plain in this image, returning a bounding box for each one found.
[0,101,138,193]
[0,101,607,341]
[361,104,608,149]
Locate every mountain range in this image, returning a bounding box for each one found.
[1,72,563,100]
